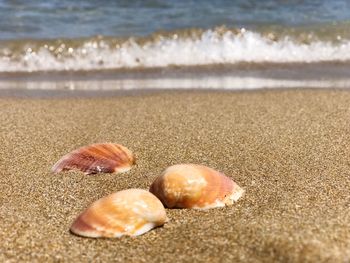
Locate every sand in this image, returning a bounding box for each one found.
[0,89,349,262]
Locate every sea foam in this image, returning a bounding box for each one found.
[0,29,350,72]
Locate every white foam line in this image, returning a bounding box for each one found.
[1,29,350,72]
[1,77,350,90]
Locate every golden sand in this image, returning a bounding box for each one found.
[0,89,349,262]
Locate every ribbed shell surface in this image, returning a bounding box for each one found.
[70,189,167,238]
[52,143,135,174]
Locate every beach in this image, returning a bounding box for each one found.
[1,89,349,262]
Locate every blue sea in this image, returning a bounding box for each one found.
[1,0,350,90]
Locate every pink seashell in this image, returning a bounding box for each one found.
[52,143,135,175]
[150,164,244,209]
[70,189,168,238]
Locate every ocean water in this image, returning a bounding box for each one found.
[1,0,350,90]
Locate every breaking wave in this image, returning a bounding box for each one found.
[1,27,350,73]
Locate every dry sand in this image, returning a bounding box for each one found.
[0,89,349,262]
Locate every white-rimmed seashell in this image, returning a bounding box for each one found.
[150,164,244,209]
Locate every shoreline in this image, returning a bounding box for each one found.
[1,89,349,262]
[0,86,350,99]
[1,62,350,93]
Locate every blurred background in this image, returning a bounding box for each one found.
[0,0,349,90]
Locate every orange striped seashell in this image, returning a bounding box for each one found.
[52,143,135,175]
[70,189,168,238]
[149,164,244,209]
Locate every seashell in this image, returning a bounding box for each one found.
[70,189,168,238]
[149,164,244,209]
[52,143,135,175]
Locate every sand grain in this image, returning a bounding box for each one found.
[0,89,349,262]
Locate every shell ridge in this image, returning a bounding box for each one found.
[111,144,133,164]
[95,144,125,162]
[85,145,120,162]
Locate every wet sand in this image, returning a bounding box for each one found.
[0,89,349,262]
